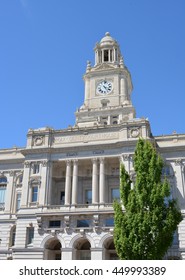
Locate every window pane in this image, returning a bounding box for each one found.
[33,164,40,174]
[11,227,16,246]
[16,193,21,211]
[85,190,92,204]
[0,177,7,183]
[32,186,38,202]
[111,188,120,201]
[105,218,114,227]
[49,220,61,228]
[60,191,65,205]
[27,227,34,244]
[0,187,6,205]
[77,220,90,227]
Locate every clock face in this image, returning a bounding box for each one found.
[97,80,112,94]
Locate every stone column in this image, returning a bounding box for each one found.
[99,158,105,204]
[72,160,78,205]
[45,161,53,205]
[65,160,72,205]
[84,77,90,106]
[4,171,14,213]
[39,160,49,206]
[173,159,185,206]
[92,158,98,204]
[21,161,31,207]
[120,76,128,104]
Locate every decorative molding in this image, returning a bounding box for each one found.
[54,132,119,144]
[9,170,14,177]
[41,160,48,167]
[24,161,31,168]
[175,159,182,166]
[121,154,130,161]
[129,127,140,138]
[33,136,44,146]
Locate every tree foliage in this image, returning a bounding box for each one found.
[113,138,182,260]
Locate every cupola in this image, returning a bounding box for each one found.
[94,32,121,65]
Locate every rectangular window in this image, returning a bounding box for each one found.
[110,49,113,61]
[11,228,16,247]
[104,50,109,61]
[105,218,114,227]
[49,220,61,228]
[27,227,34,245]
[31,186,38,202]
[0,187,6,209]
[60,191,65,205]
[77,220,90,227]
[16,193,21,211]
[33,163,40,174]
[85,190,92,204]
[111,188,120,202]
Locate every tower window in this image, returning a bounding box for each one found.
[104,50,109,62]
[110,50,113,61]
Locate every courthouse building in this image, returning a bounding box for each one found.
[0,33,185,260]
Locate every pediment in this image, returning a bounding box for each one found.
[93,63,117,71]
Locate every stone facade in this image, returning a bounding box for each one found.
[0,33,185,260]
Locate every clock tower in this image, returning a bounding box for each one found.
[75,32,136,127]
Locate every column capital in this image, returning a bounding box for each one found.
[24,161,31,168]
[73,159,78,165]
[99,157,105,164]
[120,154,130,161]
[92,157,98,164]
[174,158,183,166]
[66,160,72,166]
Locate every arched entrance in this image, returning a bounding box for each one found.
[44,238,61,260]
[104,239,118,260]
[74,238,91,260]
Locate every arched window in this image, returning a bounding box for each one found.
[0,176,7,210]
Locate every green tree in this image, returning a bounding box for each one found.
[114,138,182,260]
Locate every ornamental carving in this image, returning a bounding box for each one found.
[24,161,31,168]
[120,154,130,161]
[9,170,14,177]
[41,160,48,167]
[129,128,140,138]
[33,136,44,146]
[175,159,182,166]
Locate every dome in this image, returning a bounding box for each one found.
[100,32,117,46]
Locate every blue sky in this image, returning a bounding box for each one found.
[0,0,185,148]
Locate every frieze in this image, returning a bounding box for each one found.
[93,150,104,155]
[66,152,78,157]
[54,132,119,144]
